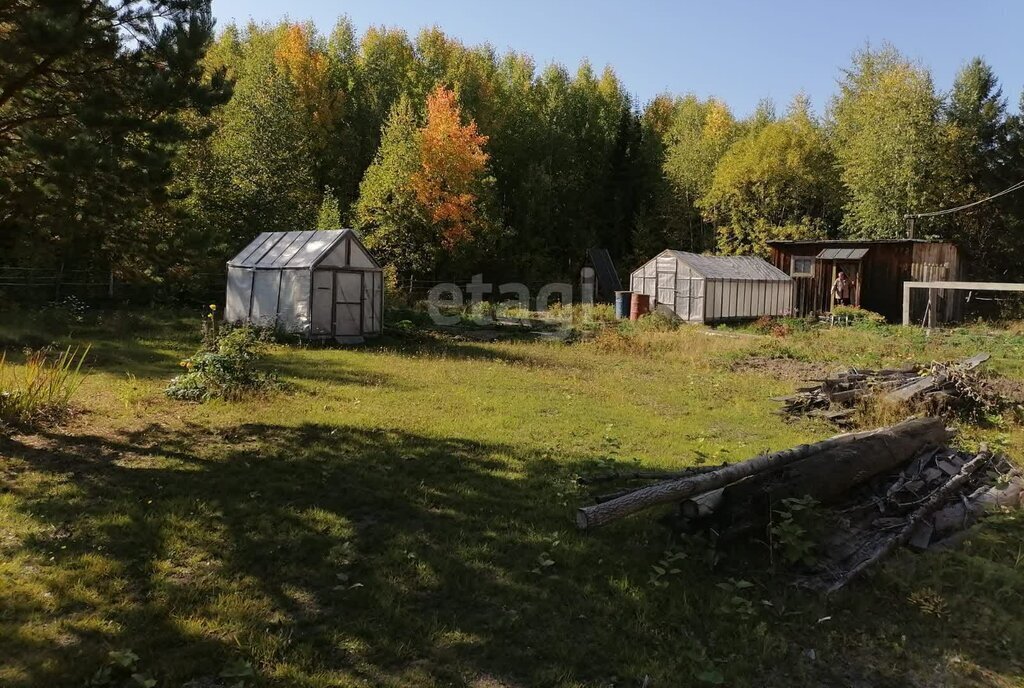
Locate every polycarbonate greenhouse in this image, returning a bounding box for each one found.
[224,229,383,342]
[630,250,794,323]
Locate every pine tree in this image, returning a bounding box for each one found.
[0,0,227,269]
[943,58,1013,276]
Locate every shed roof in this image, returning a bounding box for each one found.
[229,230,367,269]
[586,247,622,295]
[767,238,952,247]
[818,247,869,260]
[665,250,792,281]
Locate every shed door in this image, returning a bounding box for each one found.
[362,271,381,334]
[655,255,676,306]
[657,270,675,306]
[334,272,363,337]
[676,278,691,320]
[311,270,333,335]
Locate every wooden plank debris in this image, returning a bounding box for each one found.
[773,353,995,426]
[575,418,947,531]
[576,418,1022,593]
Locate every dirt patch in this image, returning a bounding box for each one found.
[985,374,1024,405]
[730,355,836,381]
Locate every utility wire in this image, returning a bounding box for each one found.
[906,178,1024,219]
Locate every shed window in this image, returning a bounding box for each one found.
[791,256,815,277]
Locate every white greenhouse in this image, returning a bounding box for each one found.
[224,229,383,342]
[630,250,794,323]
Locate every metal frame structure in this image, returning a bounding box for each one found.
[902,281,1024,326]
[630,250,794,323]
[225,230,383,341]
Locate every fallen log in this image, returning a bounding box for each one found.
[575,417,948,531]
[931,467,1024,538]
[821,446,991,593]
[679,488,725,519]
[710,418,952,535]
[576,464,722,486]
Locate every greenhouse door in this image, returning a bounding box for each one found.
[333,271,363,337]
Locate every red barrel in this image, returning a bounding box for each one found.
[630,293,651,321]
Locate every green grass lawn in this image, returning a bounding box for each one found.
[1,309,1023,687]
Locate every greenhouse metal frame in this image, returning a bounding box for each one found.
[630,250,794,323]
[224,229,383,341]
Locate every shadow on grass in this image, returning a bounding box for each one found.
[1,309,566,387]
[0,422,1021,687]
[358,332,575,370]
[0,308,197,381]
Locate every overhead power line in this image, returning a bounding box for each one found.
[906,178,1024,219]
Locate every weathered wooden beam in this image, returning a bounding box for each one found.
[575,418,948,531]
[902,281,911,326]
[823,446,991,593]
[932,467,1024,537]
[905,280,1024,292]
[716,419,952,526]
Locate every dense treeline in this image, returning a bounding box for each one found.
[5,4,1024,295]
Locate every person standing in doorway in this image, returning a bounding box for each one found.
[832,269,852,306]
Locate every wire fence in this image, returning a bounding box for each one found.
[0,268,581,308]
[3,265,1022,322]
[391,275,580,305]
[0,267,223,307]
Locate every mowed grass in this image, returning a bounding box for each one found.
[0,310,1023,687]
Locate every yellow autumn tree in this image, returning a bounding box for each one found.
[274,24,341,145]
[411,85,492,249]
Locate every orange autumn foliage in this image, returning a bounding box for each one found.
[411,86,490,248]
[275,24,341,141]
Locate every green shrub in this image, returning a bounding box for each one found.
[467,299,496,322]
[166,326,280,402]
[831,305,886,326]
[626,309,679,333]
[0,345,89,427]
[386,303,436,328]
[770,495,822,568]
[495,302,532,320]
[541,302,618,329]
[43,295,90,325]
[751,316,813,337]
[586,303,617,323]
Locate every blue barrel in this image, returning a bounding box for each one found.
[614,291,632,320]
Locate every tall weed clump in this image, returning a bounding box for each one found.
[830,305,886,328]
[166,325,281,402]
[0,345,90,426]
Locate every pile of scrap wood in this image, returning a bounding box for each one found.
[575,418,1023,592]
[773,353,996,426]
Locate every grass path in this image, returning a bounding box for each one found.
[1,312,1022,687]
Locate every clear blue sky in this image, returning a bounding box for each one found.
[210,0,1023,116]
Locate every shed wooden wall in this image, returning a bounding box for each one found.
[769,241,960,322]
[909,243,962,323]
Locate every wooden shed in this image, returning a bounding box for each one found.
[767,239,961,322]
